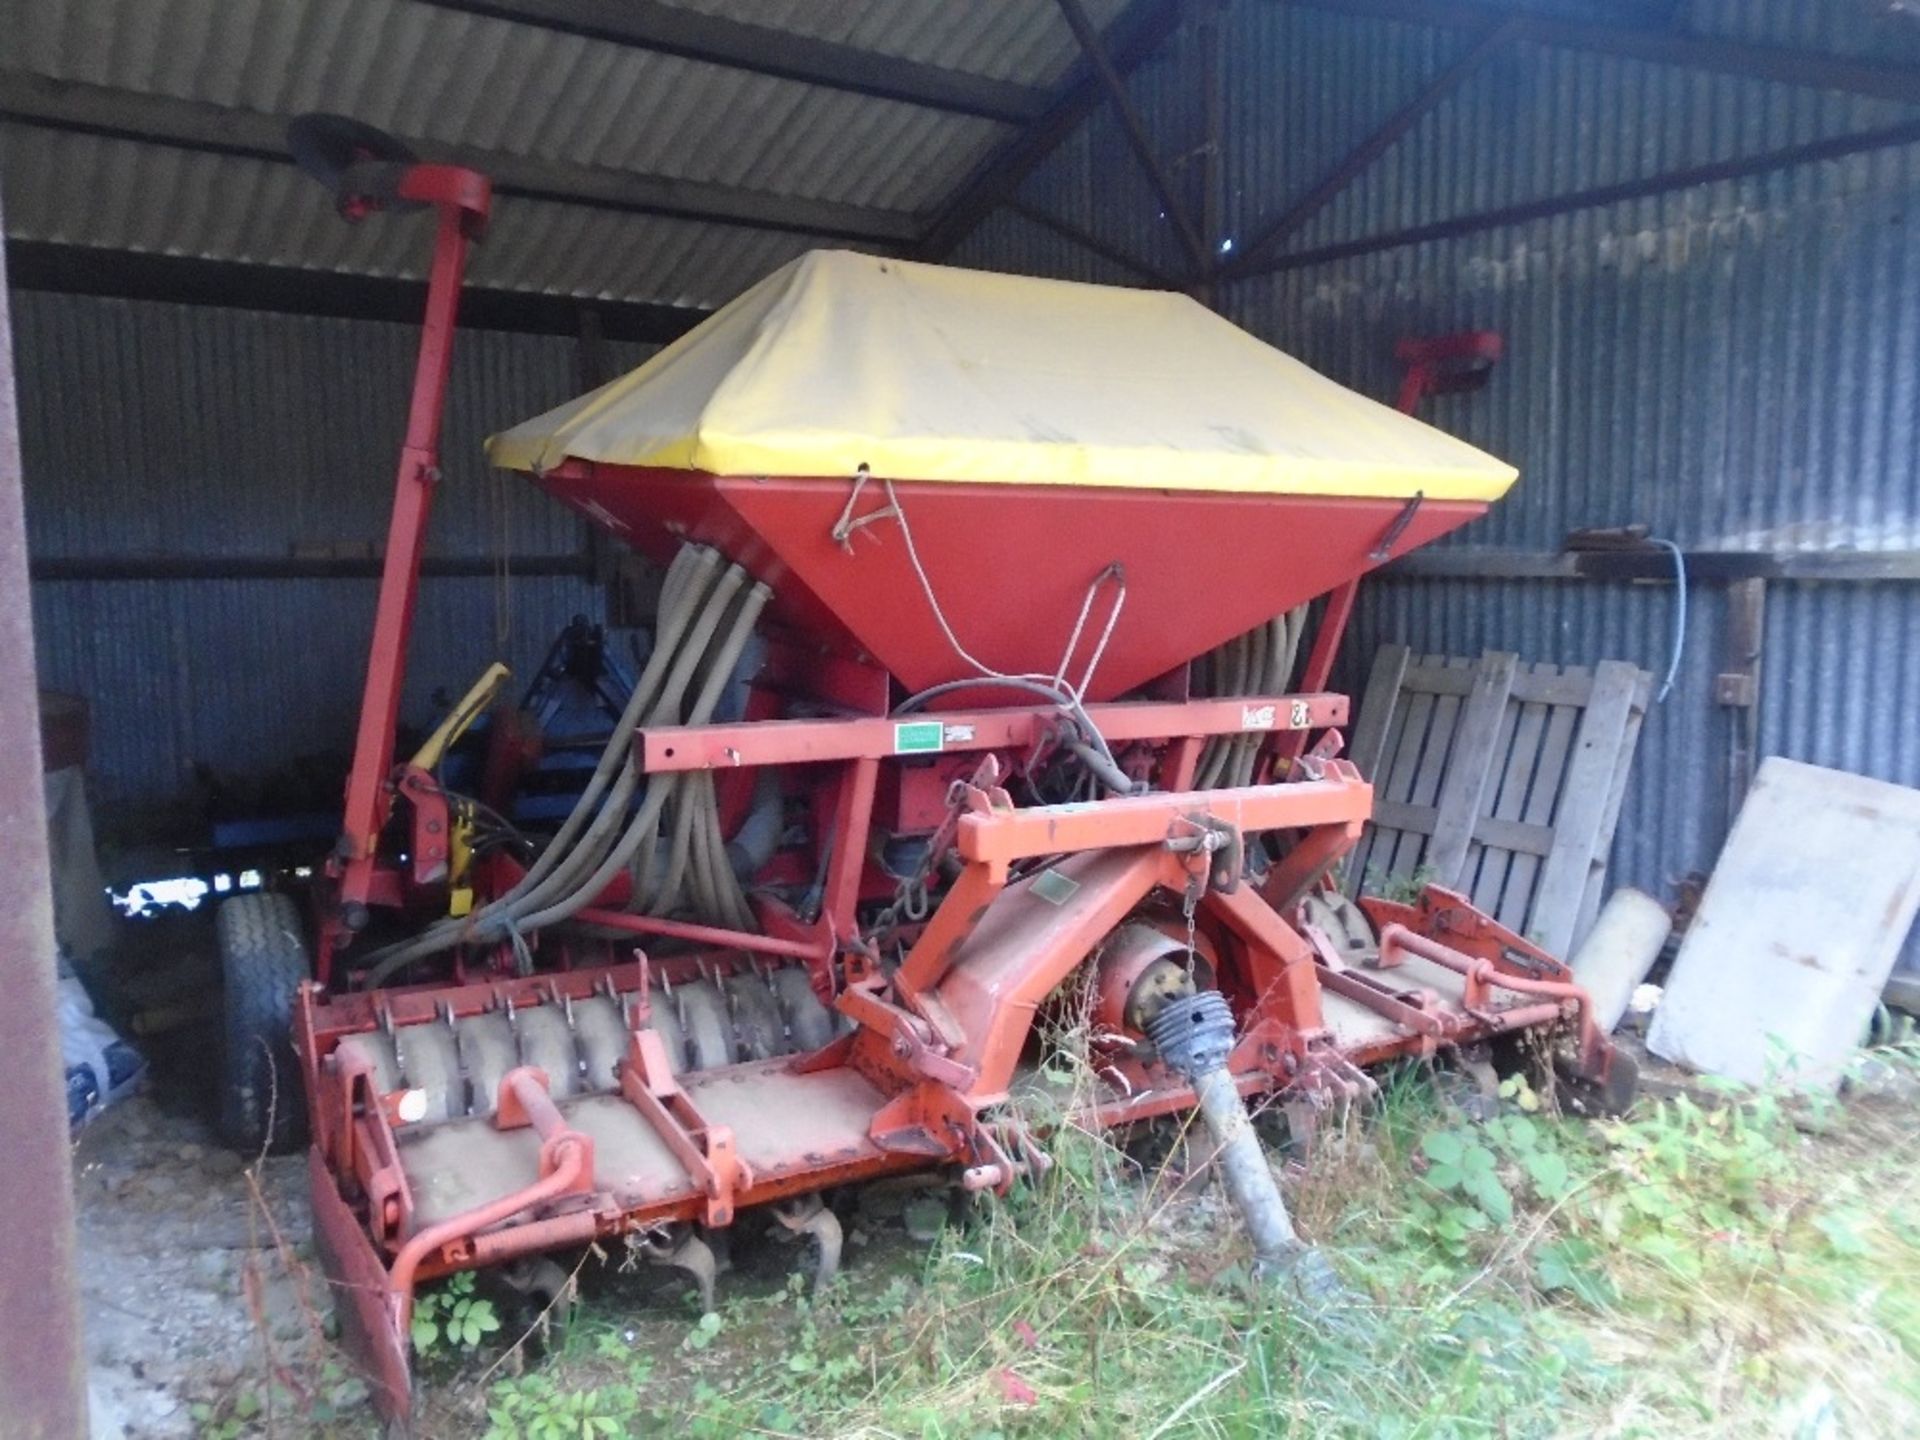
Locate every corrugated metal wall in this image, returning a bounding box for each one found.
[16,290,648,806]
[15,0,1920,971]
[956,0,1920,949]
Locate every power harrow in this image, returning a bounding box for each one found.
[217,119,1635,1427]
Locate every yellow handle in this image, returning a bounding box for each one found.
[409,661,511,771]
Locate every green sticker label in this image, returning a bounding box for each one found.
[893,720,945,755]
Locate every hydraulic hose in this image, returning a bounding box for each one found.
[640,579,768,917]
[687,776,750,930]
[434,543,712,930]
[706,779,757,929]
[1194,628,1248,790]
[1066,737,1145,798]
[1229,610,1302,789]
[1195,605,1306,790]
[1226,622,1273,789]
[894,675,1124,780]
[725,769,784,880]
[510,562,746,918]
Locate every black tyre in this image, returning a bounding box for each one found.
[218,891,312,1154]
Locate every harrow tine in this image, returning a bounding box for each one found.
[498,1256,578,1345]
[639,1226,718,1314]
[773,1195,843,1292]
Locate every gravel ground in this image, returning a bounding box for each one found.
[74,1094,359,1437]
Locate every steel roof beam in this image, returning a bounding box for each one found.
[1054,0,1209,279]
[1002,199,1182,286]
[1290,0,1920,106]
[0,72,918,244]
[1222,17,1517,279]
[1228,115,1920,279]
[6,241,711,344]
[918,0,1187,262]
[414,0,1049,125]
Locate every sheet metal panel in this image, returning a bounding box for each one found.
[31,572,603,806]
[1227,151,1920,554]
[11,290,634,558]
[960,0,1920,973]
[14,0,1006,211]
[15,292,617,804]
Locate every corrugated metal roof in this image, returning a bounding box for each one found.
[1690,0,1920,64]
[948,206,1154,288]
[1,0,1128,307]
[657,0,1116,85]
[15,0,1029,208]
[983,1,1920,276]
[0,126,855,309]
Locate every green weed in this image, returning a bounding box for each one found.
[416,1041,1920,1439]
[413,1270,502,1355]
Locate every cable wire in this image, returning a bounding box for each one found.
[1649,537,1686,703]
[875,475,1130,781]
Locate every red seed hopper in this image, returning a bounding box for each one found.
[249,161,1630,1428]
[489,250,1507,701]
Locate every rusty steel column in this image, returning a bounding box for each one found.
[0,221,88,1435]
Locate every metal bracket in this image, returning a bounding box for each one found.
[397,766,451,888]
[1166,813,1244,898]
[618,1056,748,1227]
[838,981,976,1087]
[1370,489,1425,560]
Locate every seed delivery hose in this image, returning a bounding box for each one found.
[361,545,767,983]
[1194,605,1305,789]
[517,575,769,934]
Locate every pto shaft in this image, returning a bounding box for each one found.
[1148,991,1300,1273]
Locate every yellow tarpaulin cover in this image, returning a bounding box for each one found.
[488,250,1516,501]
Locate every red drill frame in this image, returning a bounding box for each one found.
[277,150,1615,1426]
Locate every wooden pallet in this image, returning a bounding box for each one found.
[1343,646,1651,956]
